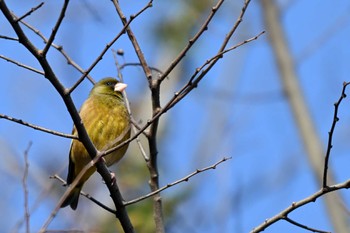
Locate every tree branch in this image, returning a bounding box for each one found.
[41,0,69,56]
[283,216,331,233]
[159,0,225,82]
[0,54,44,75]
[0,113,77,139]
[251,179,350,232]
[15,2,44,22]
[124,157,231,206]
[323,81,350,187]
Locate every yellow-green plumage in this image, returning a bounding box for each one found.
[61,77,130,210]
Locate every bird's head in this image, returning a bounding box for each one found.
[90,77,127,98]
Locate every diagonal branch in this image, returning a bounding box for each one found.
[19,20,95,84]
[67,0,153,94]
[251,179,350,232]
[159,0,225,82]
[15,2,44,22]
[124,157,231,206]
[0,113,78,139]
[283,216,331,233]
[0,54,44,75]
[41,0,69,56]
[111,0,153,80]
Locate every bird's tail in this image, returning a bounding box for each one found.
[60,186,82,210]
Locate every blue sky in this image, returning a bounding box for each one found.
[1,0,350,232]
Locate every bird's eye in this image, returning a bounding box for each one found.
[106,81,114,87]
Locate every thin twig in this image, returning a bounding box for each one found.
[0,34,18,40]
[323,81,350,187]
[0,54,44,75]
[283,216,331,233]
[41,0,69,55]
[159,0,225,82]
[112,0,153,80]
[22,141,32,233]
[50,174,116,214]
[67,0,153,95]
[15,2,44,22]
[19,20,95,84]
[119,62,164,76]
[124,157,232,206]
[111,1,164,231]
[188,31,265,84]
[251,179,350,232]
[0,114,78,139]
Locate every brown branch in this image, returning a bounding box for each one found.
[251,179,350,232]
[0,54,44,75]
[159,0,225,82]
[111,0,153,80]
[15,2,44,22]
[119,62,163,76]
[124,157,231,206]
[19,20,95,84]
[323,81,350,187]
[283,216,331,233]
[0,34,18,40]
[111,1,166,231]
[41,0,69,56]
[0,113,78,139]
[67,0,154,95]
[50,174,117,214]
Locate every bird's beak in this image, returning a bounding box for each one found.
[114,83,127,92]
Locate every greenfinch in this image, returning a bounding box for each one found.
[61,77,131,210]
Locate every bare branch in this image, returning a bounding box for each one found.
[111,1,165,231]
[15,2,44,22]
[50,174,117,214]
[124,157,232,206]
[18,20,95,84]
[111,0,153,80]
[0,34,18,41]
[0,54,44,75]
[41,0,69,55]
[323,82,350,187]
[283,216,331,233]
[119,62,164,76]
[67,0,154,95]
[159,0,225,82]
[251,179,350,232]
[0,113,78,139]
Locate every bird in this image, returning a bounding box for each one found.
[61,77,131,210]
